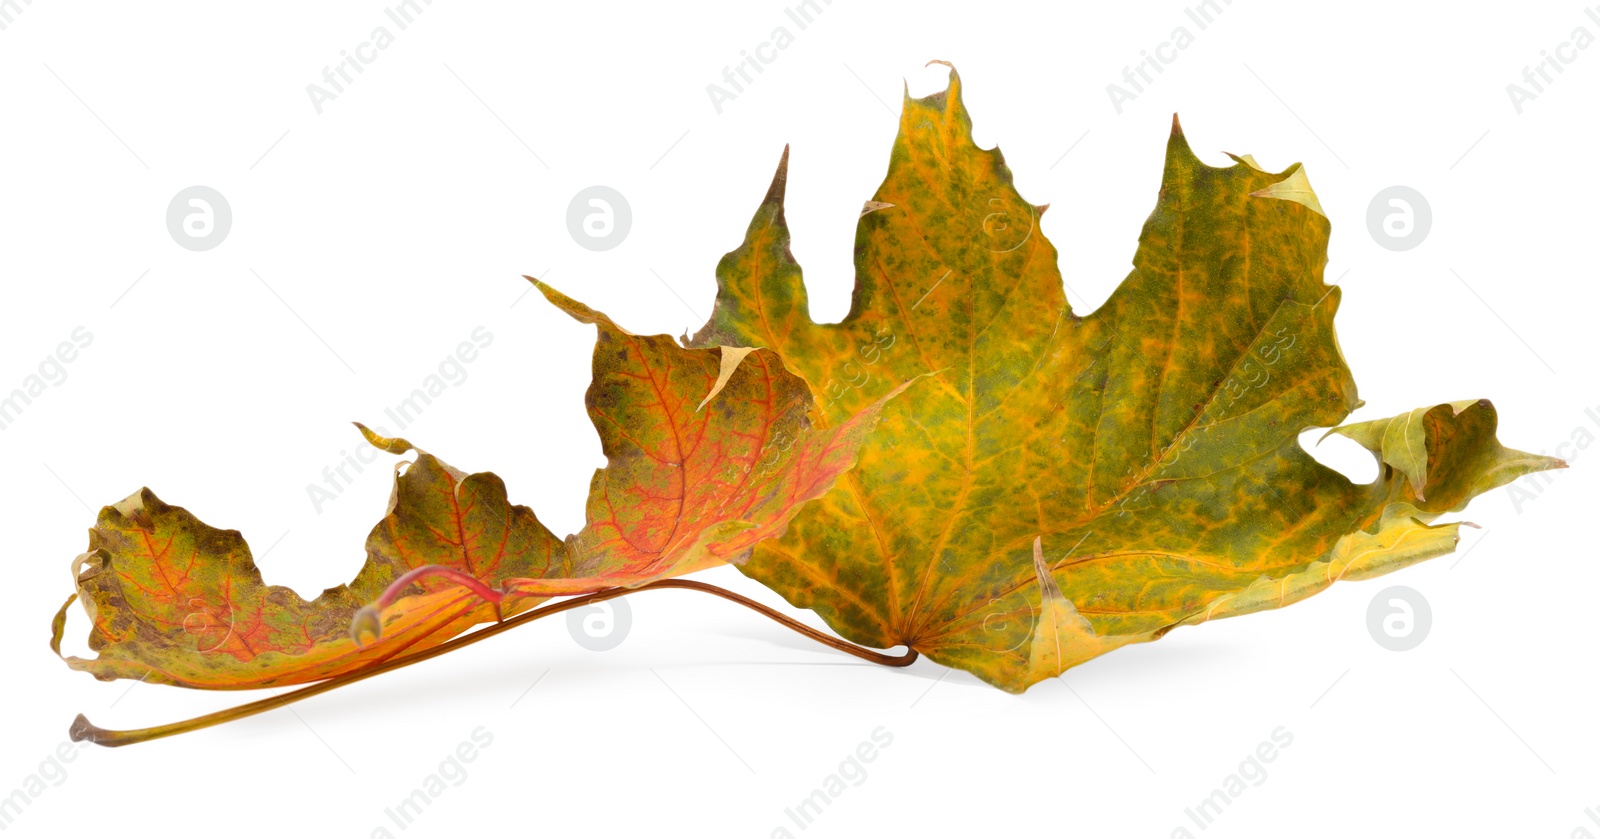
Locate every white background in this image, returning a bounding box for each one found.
[2,1,1595,837]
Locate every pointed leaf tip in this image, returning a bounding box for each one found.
[355,422,414,455]
[763,146,790,206]
[1250,164,1326,218]
[522,274,553,299]
[529,277,610,328]
[1231,152,1267,171]
[907,60,962,113]
[1164,114,1198,165]
[696,346,759,411]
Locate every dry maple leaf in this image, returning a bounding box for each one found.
[689,65,1564,692]
[51,283,899,689]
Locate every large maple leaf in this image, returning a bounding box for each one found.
[690,65,1563,692]
[52,284,897,689]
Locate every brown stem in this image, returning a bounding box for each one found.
[70,579,917,748]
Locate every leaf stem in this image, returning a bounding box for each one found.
[69,579,917,748]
